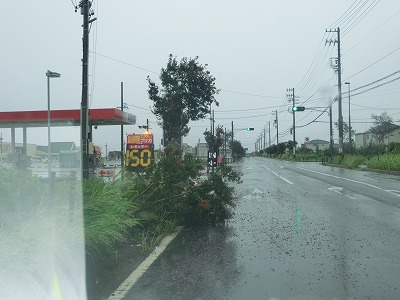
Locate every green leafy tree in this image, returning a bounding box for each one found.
[277,142,287,156]
[334,121,355,144]
[370,112,394,148]
[230,140,246,161]
[147,54,219,145]
[286,140,298,156]
[204,126,224,153]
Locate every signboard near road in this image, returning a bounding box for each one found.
[125,133,154,172]
[97,168,115,177]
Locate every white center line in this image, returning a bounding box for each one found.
[263,165,293,184]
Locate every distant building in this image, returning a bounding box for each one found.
[302,139,330,152]
[0,142,37,157]
[108,151,122,160]
[37,142,77,156]
[355,123,400,148]
[196,143,208,159]
[182,143,195,156]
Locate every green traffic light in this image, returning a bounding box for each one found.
[292,106,305,112]
[246,128,254,131]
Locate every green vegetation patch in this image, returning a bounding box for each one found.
[366,154,400,171]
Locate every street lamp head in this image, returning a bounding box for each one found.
[46,70,61,78]
[344,82,350,85]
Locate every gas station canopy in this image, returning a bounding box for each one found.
[0,108,136,128]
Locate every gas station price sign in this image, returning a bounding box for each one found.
[125,134,154,172]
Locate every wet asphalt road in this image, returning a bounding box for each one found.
[123,157,400,300]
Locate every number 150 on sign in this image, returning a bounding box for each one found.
[125,148,153,170]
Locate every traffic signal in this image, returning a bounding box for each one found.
[292,106,305,112]
[246,128,254,131]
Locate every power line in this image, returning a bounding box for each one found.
[126,103,152,111]
[296,108,328,129]
[90,50,159,74]
[295,32,328,90]
[89,0,98,108]
[344,9,400,54]
[219,89,282,99]
[342,0,381,36]
[351,76,400,97]
[344,47,400,81]
[327,0,361,29]
[215,104,287,113]
[350,69,400,92]
[69,0,78,9]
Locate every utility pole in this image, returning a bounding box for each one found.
[120,82,124,177]
[105,143,108,161]
[212,109,215,173]
[274,111,279,145]
[268,121,271,147]
[78,0,96,179]
[345,82,352,155]
[329,104,333,159]
[326,27,343,156]
[263,127,266,150]
[287,88,296,157]
[224,128,227,160]
[231,121,234,145]
[0,133,2,164]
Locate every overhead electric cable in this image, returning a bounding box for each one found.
[350,69,400,92]
[336,0,369,29]
[342,0,381,36]
[351,76,400,97]
[327,0,361,29]
[344,47,400,80]
[90,51,159,74]
[219,89,282,99]
[344,9,400,54]
[296,108,328,129]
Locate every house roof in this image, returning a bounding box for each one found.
[363,123,400,134]
[305,139,330,145]
[37,142,76,154]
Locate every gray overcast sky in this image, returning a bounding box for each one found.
[1,0,399,152]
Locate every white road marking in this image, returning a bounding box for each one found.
[108,229,181,300]
[263,165,293,184]
[328,186,357,200]
[297,166,399,197]
[386,190,400,197]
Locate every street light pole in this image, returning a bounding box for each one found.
[46,70,61,178]
[345,82,351,155]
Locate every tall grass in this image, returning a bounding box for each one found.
[341,155,366,169]
[83,179,139,260]
[366,154,400,171]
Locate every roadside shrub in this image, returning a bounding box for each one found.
[331,155,343,165]
[83,179,139,260]
[342,155,366,169]
[366,154,400,171]
[0,168,45,213]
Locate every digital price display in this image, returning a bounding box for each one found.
[125,134,154,172]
